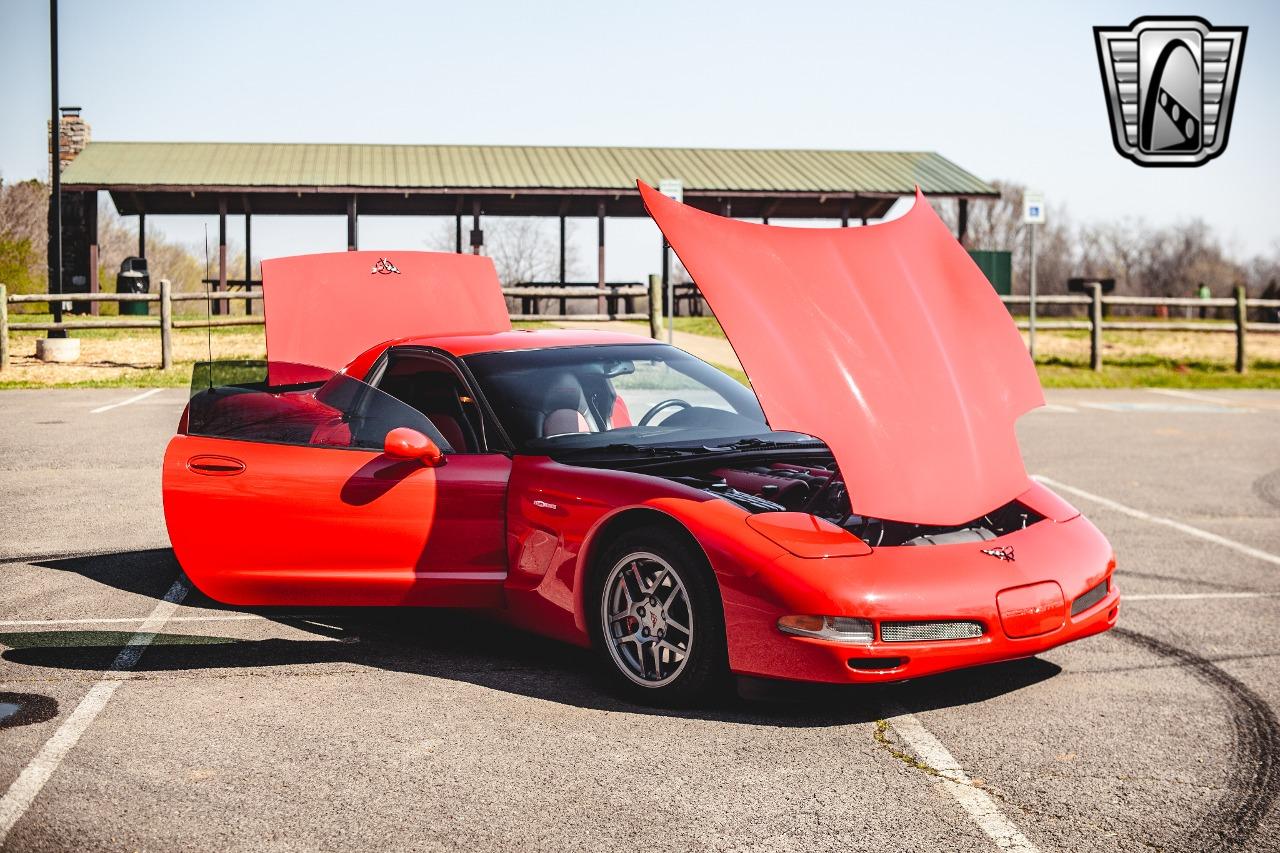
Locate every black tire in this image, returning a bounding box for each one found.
[587,524,730,707]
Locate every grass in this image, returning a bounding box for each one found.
[667,314,1280,389]
[0,319,561,389]
[3,314,1278,390]
[1035,355,1280,389]
[669,316,730,338]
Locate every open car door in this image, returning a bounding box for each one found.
[163,364,509,607]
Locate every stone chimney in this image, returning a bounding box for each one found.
[48,106,91,177]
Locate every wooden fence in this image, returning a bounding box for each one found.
[2,279,1279,373]
[0,279,657,371]
[1004,285,1280,373]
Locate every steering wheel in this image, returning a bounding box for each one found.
[638,398,692,426]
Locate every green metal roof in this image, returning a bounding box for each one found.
[61,142,996,197]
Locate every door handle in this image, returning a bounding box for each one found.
[187,455,246,476]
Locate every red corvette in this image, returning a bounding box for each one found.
[162,182,1119,704]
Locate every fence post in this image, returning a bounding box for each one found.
[648,274,663,340]
[1235,284,1247,374]
[1089,282,1103,371]
[160,279,173,370]
[0,284,8,372]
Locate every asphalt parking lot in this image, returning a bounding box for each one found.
[1,386,1278,852]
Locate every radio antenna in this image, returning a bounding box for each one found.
[203,224,213,388]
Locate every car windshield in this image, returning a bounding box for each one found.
[465,344,808,454]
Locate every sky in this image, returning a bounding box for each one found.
[1,0,1277,280]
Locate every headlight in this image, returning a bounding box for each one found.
[777,615,874,644]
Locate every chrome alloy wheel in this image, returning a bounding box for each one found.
[600,551,694,688]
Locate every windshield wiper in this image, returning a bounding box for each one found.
[552,442,697,458]
[700,437,818,453]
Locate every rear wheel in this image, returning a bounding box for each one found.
[589,526,729,706]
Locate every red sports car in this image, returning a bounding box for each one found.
[163,182,1119,705]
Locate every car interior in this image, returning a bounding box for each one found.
[374,353,487,452]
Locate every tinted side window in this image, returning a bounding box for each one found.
[187,362,451,452]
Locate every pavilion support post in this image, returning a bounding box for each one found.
[840,201,850,228]
[88,240,98,317]
[347,196,358,251]
[596,201,606,316]
[455,213,462,253]
[138,212,146,259]
[957,198,969,247]
[559,215,567,285]
[470,200,482,256]
[217,198,227,317]
[543,213,561,316]
[244,212,253,315]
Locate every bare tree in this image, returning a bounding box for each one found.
[0,178,50,292]
[933,180,1077,296]
[424,216,581,285]
[95,201,207,293]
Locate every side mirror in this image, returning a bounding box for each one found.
[384,427,445,467]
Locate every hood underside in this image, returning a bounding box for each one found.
[261,250,511,373]
[639,182,1043,525]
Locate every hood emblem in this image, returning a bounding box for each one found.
[370,257,401,275]
[981,546,1016,562]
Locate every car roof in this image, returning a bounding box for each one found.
[345,328,661,378]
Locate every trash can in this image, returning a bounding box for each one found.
[116,257,150,316]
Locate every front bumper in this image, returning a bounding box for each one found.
[715,512,1119,684]
[765,583,1119,683]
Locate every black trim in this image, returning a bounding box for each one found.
[379,345,515,454]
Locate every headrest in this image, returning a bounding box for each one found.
[543,372,585,411]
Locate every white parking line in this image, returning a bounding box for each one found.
[1123,592,1280,601]
[1033,475,1280,569]
[0,578,188,844]
[1147,388,1245,407]
[88,387,163,414]
[886,710,1041,852]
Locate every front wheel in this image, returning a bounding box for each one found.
[589,526,729,706]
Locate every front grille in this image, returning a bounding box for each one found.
[1071,580,1109,616]
[879,621,984,643]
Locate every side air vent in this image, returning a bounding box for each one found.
[1071,580,1109,616]
[880,621,984,643]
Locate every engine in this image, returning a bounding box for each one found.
[669,461,1043,547]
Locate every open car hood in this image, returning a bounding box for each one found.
[639,182,1043,525]
[260,250,511,373]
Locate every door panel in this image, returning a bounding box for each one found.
[164,438,510,608]
[166,362,511,606]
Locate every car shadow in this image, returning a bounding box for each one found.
[14,548,1064,727]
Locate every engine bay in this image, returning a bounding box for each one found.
[665,458,1044,547]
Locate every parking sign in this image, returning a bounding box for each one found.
[1023,192,1046,225]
